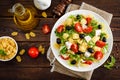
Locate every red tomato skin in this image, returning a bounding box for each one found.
[60,55,70,60]
[86,17,92,25]
[84,60,93,65]
[42,24,51,34]
[83,26,93,33]
[94,51,103,60]
[70,43,78,53]
[57,25,64,33]
[28,47,39,58]
[74,23,83,33]
[96,40,106,48]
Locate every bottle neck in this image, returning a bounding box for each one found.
[13,3,30,20]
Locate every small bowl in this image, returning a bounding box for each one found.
[0,36,18,61]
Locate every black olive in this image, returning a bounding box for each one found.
[76,51,84,55]
[98,24,102,29]
[56,38,61,44]
[76,15,80,19]
[66,26,71,30]
[71,60,76,65]
[87,48,94,53]
[102,37,107,42]
[79,34,85,39]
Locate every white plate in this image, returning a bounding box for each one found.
[50,10,113,72]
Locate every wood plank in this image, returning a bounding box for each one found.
[0,41,50,68]
[0,0,120,17]
[0,41,119,69]
[0,18,120,41]
[0,67,79,80]
[92,67,120,80]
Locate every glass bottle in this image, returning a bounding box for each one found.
[9,3,39,31]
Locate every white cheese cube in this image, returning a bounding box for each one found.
[81,19,87,25]
[65,42,72,49]
[95,30,101,36]
[82,24,87,29]
[84,51,91,57]
[85,36,91,42]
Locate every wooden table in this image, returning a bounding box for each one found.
[0,0,120,80]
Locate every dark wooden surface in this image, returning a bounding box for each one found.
[0,0,120,80]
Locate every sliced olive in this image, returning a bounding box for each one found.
[76,51,84,55]
[98,24,102,29]
[66,26,71,30]
[102,37,107,42]
[79,34,85,39]
[56,38,61,44]
[71,60,77,65]
[87,48,94,53]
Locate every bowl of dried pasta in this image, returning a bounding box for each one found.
[0,36,18,61]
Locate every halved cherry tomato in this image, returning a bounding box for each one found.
[57,25,64,33]
[83,26,93,33]
[74,22,83,33]
[96,40,106,48]
[28,47,39,58]
[42,24,51,34]
[94,51,103,60]
[84,60,93,65]
[70,43,78,53]
[60,54,70,60]
[86,17,92,25]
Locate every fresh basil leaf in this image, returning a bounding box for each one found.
[104,55,116,70]
[60,46,67,54]
[0,50,7,56]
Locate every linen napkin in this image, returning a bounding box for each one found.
[47,2,113,80]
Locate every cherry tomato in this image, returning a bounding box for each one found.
[70,43,78,53]
[74,22,83,33]
[28,47,39,58]
[96,40,106,48]
[84,60,93,65]
[94,51,103,60]
[42,24,51,34]
[57,25,64,33]
[86,17,92,25]
[60,54,70,60]
[83,26,93,33]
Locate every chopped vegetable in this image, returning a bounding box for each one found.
[11,32,18,36]
[42,12,47,18]
[0,49,6,56]
[42,24,51,34]
[28,47,39,58]
[104,56,116,69]
[16,56,22,62]
[19,49,25,55]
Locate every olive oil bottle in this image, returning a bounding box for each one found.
[9,3,39,31]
